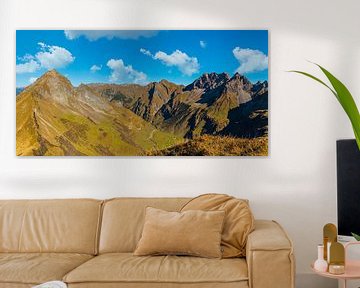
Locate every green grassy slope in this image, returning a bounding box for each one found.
[16,72,183,156]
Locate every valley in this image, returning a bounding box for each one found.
[16,70,268,156]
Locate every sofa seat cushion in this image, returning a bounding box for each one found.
[0,253,93,285]
[64,253,248,285]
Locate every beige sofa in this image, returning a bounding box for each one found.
[0,198,295,288]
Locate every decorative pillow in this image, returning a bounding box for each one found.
[134,207,225,258]
[181,193,254,258]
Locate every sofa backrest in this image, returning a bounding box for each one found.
[0,199,102,254]
[99,197,190,253]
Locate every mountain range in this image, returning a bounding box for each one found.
[16,70,268,156]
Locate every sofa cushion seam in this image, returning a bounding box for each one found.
[62,256,95,282]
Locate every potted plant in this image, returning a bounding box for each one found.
[290,63,360,150]
[291,63,360,240]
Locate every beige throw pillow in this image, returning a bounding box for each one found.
[181,194,255,258]
[134,207,225,258]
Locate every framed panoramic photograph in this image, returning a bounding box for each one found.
[16,30,268,156]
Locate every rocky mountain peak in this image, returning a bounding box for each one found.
[229,72,251,85]
[77,83,93,91]
[225,73,253,93]
[159,79,172,85]
[184,72,230,91]
[76,83,97,96]
[36,69,73,87]
[44,69,61,77]
[251,80,268,97]
[29,69,75,105]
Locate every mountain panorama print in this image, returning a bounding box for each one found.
[16,30,269,156]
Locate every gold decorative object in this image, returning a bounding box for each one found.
[312,228,360,288]
[328,264,345,275]
[323,223,337,261]
[329,242,345,265]
[329,242,345,275]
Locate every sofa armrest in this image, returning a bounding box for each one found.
[246,220,295,288]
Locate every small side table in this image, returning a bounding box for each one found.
[311,242,360,288]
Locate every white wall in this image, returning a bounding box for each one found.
[1,0,359,287]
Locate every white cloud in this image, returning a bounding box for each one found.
[90,64,102,73]
[154,50,200,76]
[29,77,38,84]
[140,48,152,57]
[141,49,200,76]
[16,59,40,74]
[36,43,75,69]
[106,59,147,84]
[17,54,35,62]
[38,42,46,49]
[65,30,158,41]
[16,43,75,74]
[200,40,206,48]
[232,47,268,74]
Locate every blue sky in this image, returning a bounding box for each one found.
[16,30,268,88]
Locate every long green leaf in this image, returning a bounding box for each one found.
[351,232,360,241]
[290,65,360,150]
[316,64,360,150]
[289,70,337,99]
